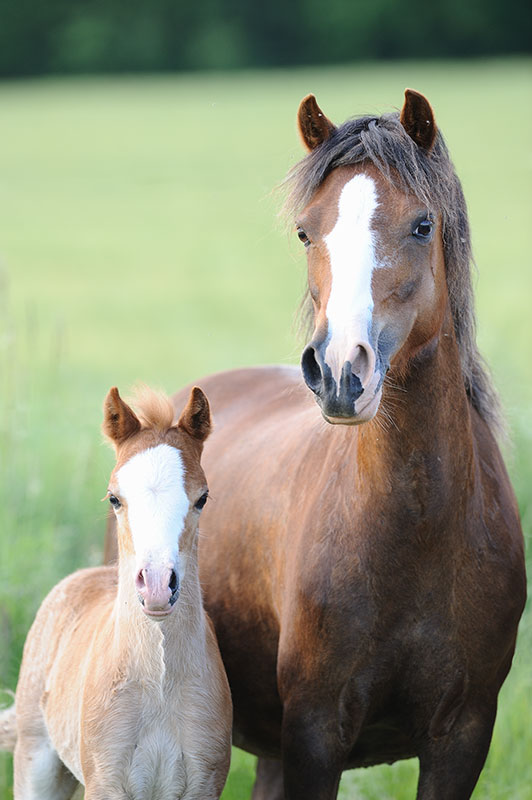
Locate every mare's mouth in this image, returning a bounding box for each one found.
[320,387,382,425]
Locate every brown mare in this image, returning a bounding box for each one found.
[107,90,526,799]
[1,387,232,799]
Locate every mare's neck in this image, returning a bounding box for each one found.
[358,308,475,493]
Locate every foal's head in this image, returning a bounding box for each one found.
[103,386,211,618]
[291,90,452,424]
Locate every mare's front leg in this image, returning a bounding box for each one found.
[277,649,364,800]
[281,702,350,800]
[416,700,497,800]
[252,757,284,800]
[252,693,353,800]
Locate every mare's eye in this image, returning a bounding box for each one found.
[194,492,208,511]
[296,227,310,247]
[108,493,121,509]
[413,217,434,240]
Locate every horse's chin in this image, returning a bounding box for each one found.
[142,606,176,620]
[321,390,382,426]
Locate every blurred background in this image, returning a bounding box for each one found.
[0,2,530,798]
[0,0,530,75]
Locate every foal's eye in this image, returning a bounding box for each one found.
[194,492,208,511]
[296,227,310,247]
[413,217,434,240]
[108,493,121,509]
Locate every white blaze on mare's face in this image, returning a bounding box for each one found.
[324,173,379,383]
[116,444,189,581]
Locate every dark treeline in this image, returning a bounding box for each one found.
[0,0,530,77]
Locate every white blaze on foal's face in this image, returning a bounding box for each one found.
[323,173,380,384]
[116,443,189,586]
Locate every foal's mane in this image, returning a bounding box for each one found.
[130,385,175,431]
[283,112,502,436]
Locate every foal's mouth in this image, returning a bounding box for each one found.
[137,588,180,618]
[142,606,174,619]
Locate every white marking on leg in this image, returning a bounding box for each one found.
[117,444,189,584]
[324,174,379,385]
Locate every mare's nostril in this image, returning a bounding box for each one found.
[351,344,376,386]
[301,345,323,394]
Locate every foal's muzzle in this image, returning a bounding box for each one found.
[135,565,180,618]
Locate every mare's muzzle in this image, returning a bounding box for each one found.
[302,344,363,418]
[301,339,383,423]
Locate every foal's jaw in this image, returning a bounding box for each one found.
[103,384,212,618]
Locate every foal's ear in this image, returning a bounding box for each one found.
[103,387,142,446]
[297,94,336,151]
[177,387,212,443]
[400,89,437,152]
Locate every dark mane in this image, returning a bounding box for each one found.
[283,112,503,436]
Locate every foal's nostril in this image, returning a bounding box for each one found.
[135,569,146,590]
[169,570,180,605]
[301,345,323,394]
[169,570,178,594]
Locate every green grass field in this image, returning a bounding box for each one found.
[0,58,530,798]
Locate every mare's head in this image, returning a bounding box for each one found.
[103,385,211,618]
[288,89,482,425]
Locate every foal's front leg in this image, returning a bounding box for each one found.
[14,734,79,800]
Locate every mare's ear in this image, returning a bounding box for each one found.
[103,387,141,446]
[297,94,336,151]
[177,387,212,443]
[400,89,437,152]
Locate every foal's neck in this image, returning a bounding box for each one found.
[112,552,205,684]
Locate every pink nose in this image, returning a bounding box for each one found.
[135,566,179,614]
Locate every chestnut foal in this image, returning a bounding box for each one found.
[1,386,231,800]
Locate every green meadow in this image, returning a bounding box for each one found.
[0,58,530,798]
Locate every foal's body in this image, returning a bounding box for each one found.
[3,388,231,800]
[15,566,228,799]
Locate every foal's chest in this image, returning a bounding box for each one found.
[121,722,187,799]
[83,685,218,800]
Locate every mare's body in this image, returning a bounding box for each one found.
[108,90,526,799]
[175,354,522,799]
